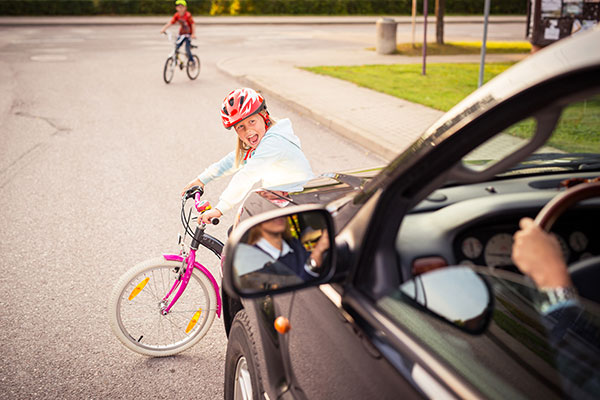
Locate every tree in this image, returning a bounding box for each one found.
[435,0,445,45]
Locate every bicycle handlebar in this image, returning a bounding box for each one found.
[194,193,220,225]
[181,186,219,230]
[184,185,204,200]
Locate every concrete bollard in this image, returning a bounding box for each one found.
[376,18,397,55]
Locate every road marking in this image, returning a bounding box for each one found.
[30,55,68,61]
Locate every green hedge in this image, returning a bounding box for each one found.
[0,0,526,16]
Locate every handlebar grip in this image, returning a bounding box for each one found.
[211,218,220,225]
[185,185,204,199]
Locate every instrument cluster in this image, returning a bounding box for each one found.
[454,221,596,269]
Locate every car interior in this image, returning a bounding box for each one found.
[396,90,600,304]
[368,84,600,399]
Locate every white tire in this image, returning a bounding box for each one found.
[108,257,217,357]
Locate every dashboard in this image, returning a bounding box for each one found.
[453,213,600,270]
[397,172,600,280]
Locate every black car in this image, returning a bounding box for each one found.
[220,28,600,400]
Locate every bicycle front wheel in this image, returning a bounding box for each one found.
[186,55,200,80]
[108,257,217,357]
[163,57,175,84]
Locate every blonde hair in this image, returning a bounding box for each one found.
[233,112,277,167]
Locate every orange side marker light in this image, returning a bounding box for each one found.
[274,316,291,334]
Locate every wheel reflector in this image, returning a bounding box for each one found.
[185,309,202,333]
[128,277,150,301]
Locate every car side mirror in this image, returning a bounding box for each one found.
[223,205,335,298]
[399,266,493,334]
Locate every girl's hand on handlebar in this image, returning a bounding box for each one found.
[200,208,222,225]
[181,178,204,197]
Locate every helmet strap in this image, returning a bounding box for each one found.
[259,111,271,129]
[243,148,254,161]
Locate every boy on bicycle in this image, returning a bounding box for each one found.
[160,0,196,65]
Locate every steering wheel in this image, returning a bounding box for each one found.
[534,181,600,303]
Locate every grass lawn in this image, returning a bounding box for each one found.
[303,62,599,152]
[508,100,600,153]
[390,41,532,56]
[303,62,514,111]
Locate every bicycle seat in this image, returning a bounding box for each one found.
[191,45,198,49]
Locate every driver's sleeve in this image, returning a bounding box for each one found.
[215,143,281,214]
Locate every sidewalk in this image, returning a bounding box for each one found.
[0,15,525,27]
[217,49,527,161]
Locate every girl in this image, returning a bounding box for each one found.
[182,88,314,224]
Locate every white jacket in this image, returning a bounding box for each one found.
[198,118,314,214]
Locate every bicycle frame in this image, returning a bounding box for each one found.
[166,31,189,62]
[159,192,224,318]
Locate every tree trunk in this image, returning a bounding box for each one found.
[435,0,445,45]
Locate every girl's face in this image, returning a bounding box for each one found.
[234,114,266,148]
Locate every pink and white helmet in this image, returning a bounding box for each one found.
[220,88,269,129]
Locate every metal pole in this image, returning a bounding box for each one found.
[411,0,417,47]
[422,0,428,75]
[478,0,491,87]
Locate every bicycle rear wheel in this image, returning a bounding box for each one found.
[163,57,175,84]
[186,55,200,80]
[108,257,217,357]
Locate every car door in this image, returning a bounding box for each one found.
[279,283,423,400]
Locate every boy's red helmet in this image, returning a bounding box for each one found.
[221,88,267,129]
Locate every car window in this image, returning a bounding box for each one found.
[551,94,600,153]
[376,267,600,399]
[462,117,538,171]
[461,94,600,174]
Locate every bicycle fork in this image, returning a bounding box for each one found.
[160,225,214,316]
[161,251,194,313]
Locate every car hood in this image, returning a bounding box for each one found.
[234,167,381,227]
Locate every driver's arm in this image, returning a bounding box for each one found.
[512,218,595,346]
[512,217,573,288]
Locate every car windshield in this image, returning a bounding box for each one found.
[461,94,600,178]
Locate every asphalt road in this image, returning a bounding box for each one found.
[0,21,525,399]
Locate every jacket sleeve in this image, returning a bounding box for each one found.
[197,151,238,185]
[215,138,281,213]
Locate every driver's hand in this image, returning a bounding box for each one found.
[181,178,204,197]
[512,217,572,288]
[200,208,222,225]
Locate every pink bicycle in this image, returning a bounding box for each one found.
[108,186,223,357]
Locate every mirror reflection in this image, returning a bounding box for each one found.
[232,211,330,293]
[399,266,492,333]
